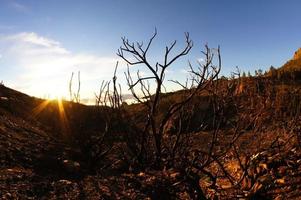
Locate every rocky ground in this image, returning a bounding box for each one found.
[2,112,301,199]
[0,112,189,199]
[0,98,189,199]
[2,85,301,199]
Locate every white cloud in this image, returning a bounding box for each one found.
[0,32,121,101]
[3,32,69,54]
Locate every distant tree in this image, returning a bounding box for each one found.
[277,70,282,80]
[269,66,277,78]
[258,69,263,76]
[242,71,246,78]
[247,71,252,77]
[269,65,276,71]
[264,71,268,76]
[254,69,263,77]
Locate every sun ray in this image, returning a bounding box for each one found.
[31,100,50,117]
[57,98,70,137]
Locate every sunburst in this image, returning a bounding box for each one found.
[31,98,70,136]
[57,98,70,136]
[32,100,50,117]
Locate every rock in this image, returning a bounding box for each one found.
[62,159,81,174]
[0,96,9,101]
[169,172,181,180]
[2,192,12,199]
[278,166,286,175]
[57,179,73,185]
[138,172,145,177]
[275,178,285,185]
[274,195,285,200]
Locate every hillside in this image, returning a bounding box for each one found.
[272,48,301,80]
[1,68,301,199]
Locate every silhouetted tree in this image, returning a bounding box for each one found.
[117,30,221,168]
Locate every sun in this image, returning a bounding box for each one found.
[46,88,66,101]
[45,91,67,102]
[55,96,64,102]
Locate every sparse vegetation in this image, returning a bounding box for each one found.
[69,71,81,103]
[2,32,301,199]
[117,30,220,171]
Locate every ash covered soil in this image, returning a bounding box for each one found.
[0,113,193,199]
[1,84,301,199]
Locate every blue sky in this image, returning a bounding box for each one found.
[1,0,301,102]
